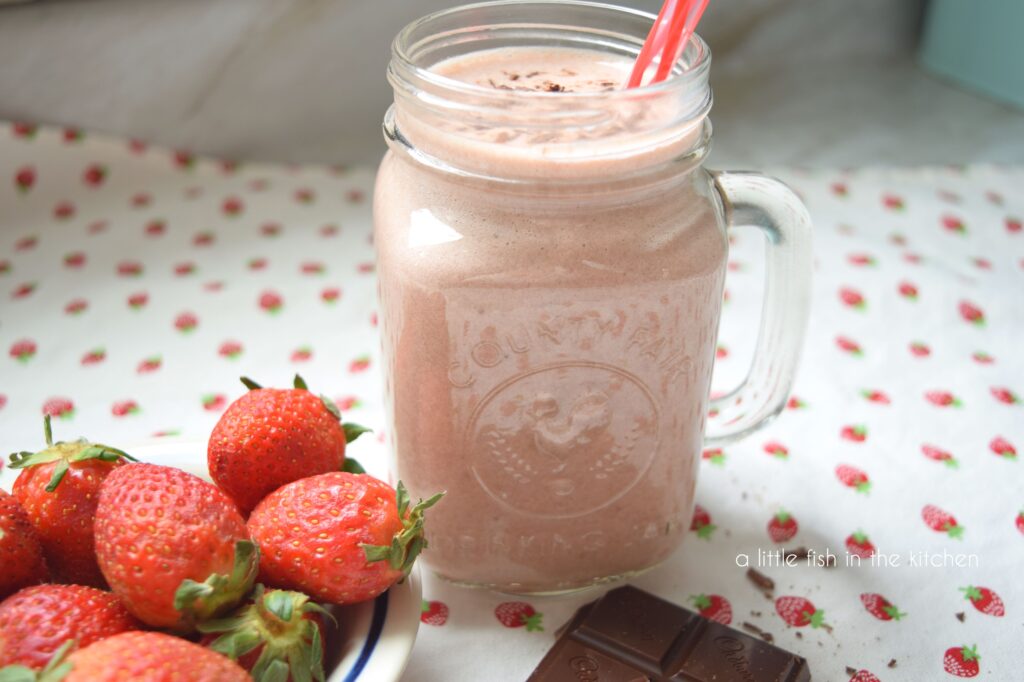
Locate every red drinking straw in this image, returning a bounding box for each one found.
[627,0,710,88]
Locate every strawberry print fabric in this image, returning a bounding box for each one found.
[1,122,1020,681]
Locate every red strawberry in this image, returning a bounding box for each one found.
[15,235,37,251]
[845,530,875,558]
[9,416,135,586]
[847,253,874,266]
[137,355,161,373]
[259,290,283,313]
[320,224,339,237]
[208,376,365,514]
[830,182,848,197]
[248,473,442,604]
[836,464,871,493]
[110,400,140,417]
[763,441,788,459]
[860,593,905,621]
[775,596,826,628]
[909,341,931,357]
[222,196,244,216]
[174,261,196,276]
[294,188,315,204]
[14,166,35,192]
[12,281,36,299]
[922,505,964,539]
[943,645,980,678]
[56,631,250,681]
[95,463,257,629]
[0,584,140,669]
[64,251,86,268]
[81,348,105,366]
[127,291,148,309]
[65,298,88,315]
[960,586,1004,617]
[922,444,958,468]
[991,387,1019,405]
[690,504,716,539]
[690,594,732,625]
[494,602,543,631]
[959,301,984,326]
[321,287,341,304]
[12,122,37,138]
[82,164,107,187]
[768,510,798,543]
[421,600,449,626]
[53,200,75,220]
[786,396,806,410]
[898,281,918,300]
[839,287,866,310]
[836,336,863,356]
[702,448,725,465]
[942,214,966,235]
[290,346,312,362]
[219,340,243,359]
[63,128,83,143]
[989,437,1016,460]
[882,194,904,211]
[0,490,48,600]
[849,671,880,682]
[117,260,142,277]
[260,222,281,237]
[203,394,228,412]
[10,338,37,363]
[861,389,890,404]
[926,390,961,408]
[42,397,74,420]
[175,311,199,332]
[841,424,868,442]
[1007,217,1022,233]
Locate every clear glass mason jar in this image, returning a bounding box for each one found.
[374,1,812,594]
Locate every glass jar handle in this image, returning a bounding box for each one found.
[704,171,813,445]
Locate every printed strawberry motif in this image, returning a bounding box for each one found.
[370,312,378,327]
[494,602,543,631]
[145,219,166,237]
[775,596,826,628]
[173,150,195,169]
[219,341,243,360]
[990,387,1018,405]
[117,261,143,277]
[690,504,716,539]
[849,671,880,682]
[690,594,732,625]
[763,441,788,459]
[836,336,863,356]
[174,262,196,276]
[137,356,162,374]
[174,311,198,333]
[63,128,83,143]
[62,298,88,316]
[222,196,244,216]
[715,344,728,359]
[130,192,152,208]
[960,586,1004,617]
[903,251,923,264]
[14,166,35,192]
[291,347,313,363]
[320,224,339,237]
[989,437,1016,460]
[909,341,931,358]
[847,253,875,266]
[260,222,281,237]
[958,301,984,327]
[768,510,798,543]
[845,531,875,558]
[421,600,449,626]
[0,259,10,274]
[889,232,907,246]
[986,191,1004,205]
[357,262,375,274]
[53,201,75,220]
[203,394,228,412]
[301,261,325,275]
[926,391,962,408]
[129,138,147,153]
[259,290,283,314]
[321,287,341,304]
[839,287,866,310]
[349,355,371,373]
[15,236,37,251]
[836,464,871,493]
[971,257,992,270]
[861,389,890,404]
[922,444,958,468]
[10,339,37,363]
[860,593,905,621]
[82,164,107,187]
[204,280,224,292]
[898,281,918,300]
[193,231,215,247]
[346,189,365,204]
[702,448,725,466]
[111,400,140,417]
[1007,217,1022,233]
[64,251,86,269]
[882,194,904,211]
[220,159,239,174]
[942,214,966,235]
[830,182,848,197]
[923,505,964,539]
[294,188,315,204]
[943,645,980,677]
[81,348,106,366]
[787,396,806,410]
[12,282,36,299]
[249,178,270,192]
[1016,511,1024,536]
[127,292,149,310]
[335,396,361,411]
[12,122,38,138]
[937,189,961,203]
[841,424,867,442]
[248,257,268,271]
[42,397,74,420]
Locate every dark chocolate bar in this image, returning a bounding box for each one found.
[528,585,810,681]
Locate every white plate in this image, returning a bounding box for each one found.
[0,439,421,682]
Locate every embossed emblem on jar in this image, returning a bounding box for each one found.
[467,362,659,518]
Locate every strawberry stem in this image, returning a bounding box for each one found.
[174,540,260,631]
[361,482,445,577]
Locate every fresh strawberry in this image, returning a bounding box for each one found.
[199,585,329,682]
[861,389,889,404]
[421,600,449,626]
[943,645,980,677]
[925,390,961,407]
[859,593,905,621]
[958,301,984,326]
[690,504,716,539]
[775,596,826,628]
[690,594,732,625]
[247,472,442,605]
[841,424,867,442]
[849,671,880,682]
[836,464,871,493]
[0,584,140,669]
[898,281,918,300]
[909,341,931,357]
[701,448,725,465]
[763,441,788,458]
[922,444,958,468]
[768,510,798,543]
[960,586,1004,617]
[989,437,1016,460]
[991,387,1019,405]
[845,530,875,558]
[9,416,135,586]
[0,490,48,600]
[839,287,866,310]
[94,463,257,629]
[209,376,366,515]
[494,602,543,631]
[836,336,863,356]
[922,505,964,539]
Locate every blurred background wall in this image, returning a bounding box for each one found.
[1,0,1022,168]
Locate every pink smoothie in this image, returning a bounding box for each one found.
[375,46,726,593]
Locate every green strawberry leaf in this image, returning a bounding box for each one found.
[343,423,371,444]
[341,458,366,474]
[44,460,70,492]
[293,374,308,391]
[240,377,262,391]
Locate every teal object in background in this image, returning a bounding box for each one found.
[920,0,1024,110]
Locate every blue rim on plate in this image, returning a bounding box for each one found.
[343,590,389,682]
